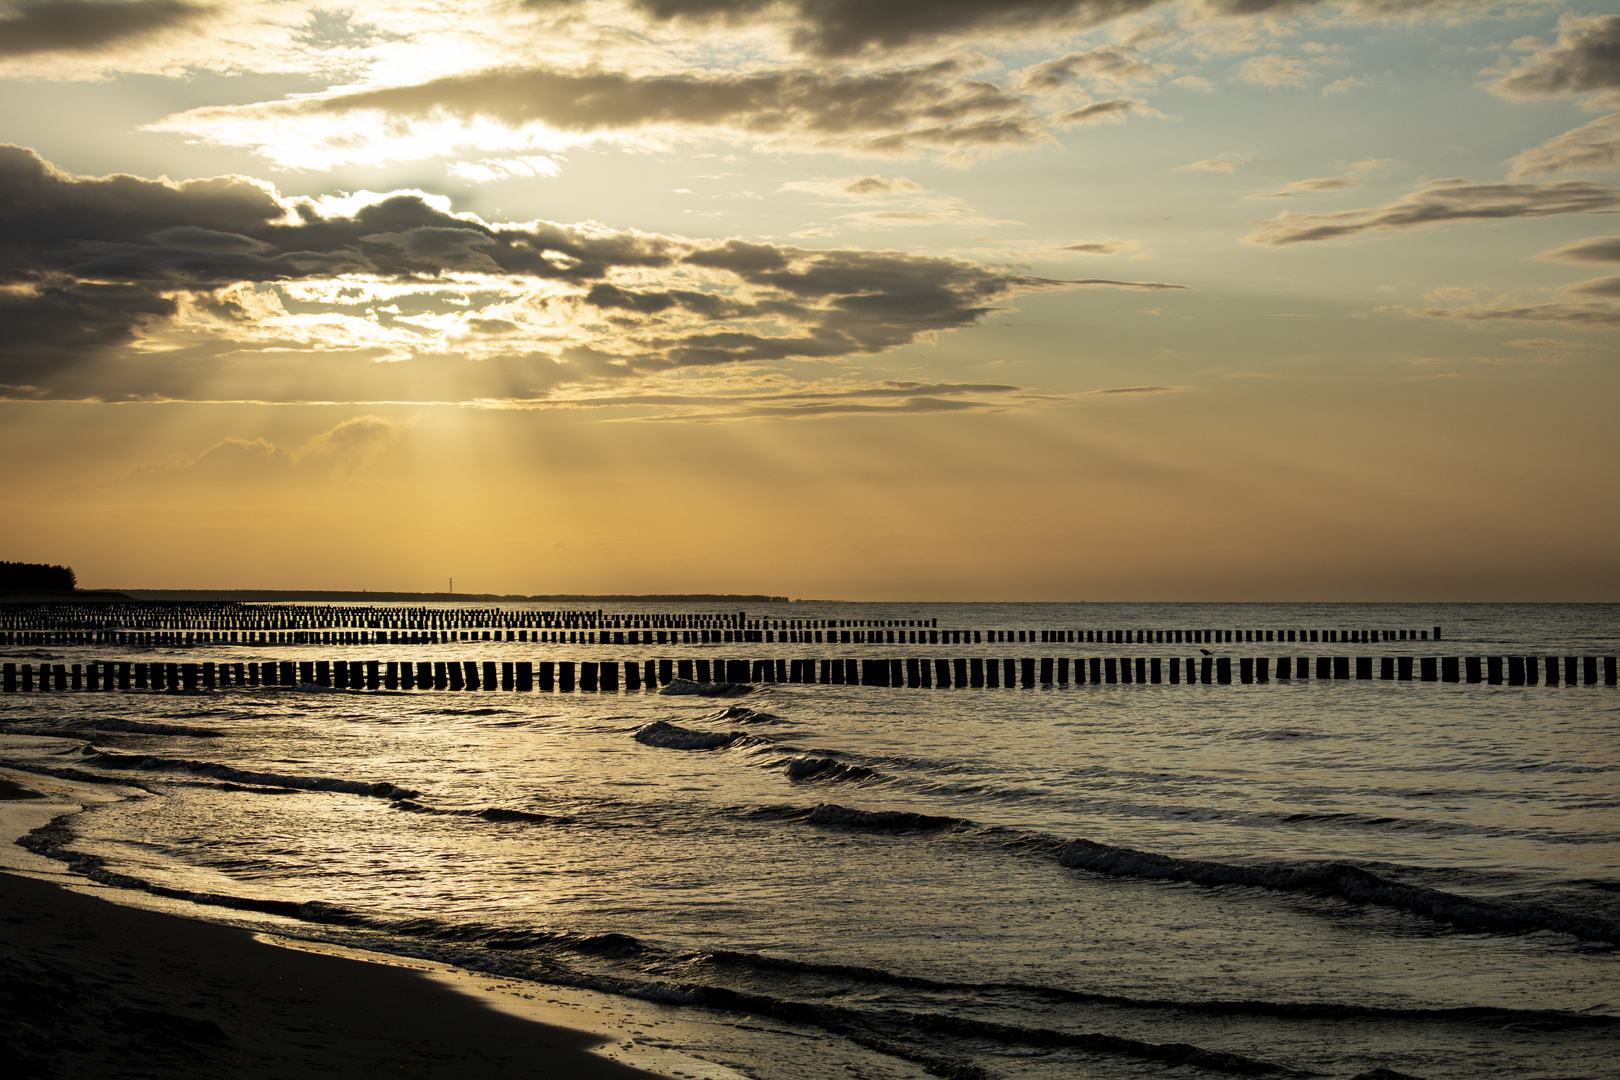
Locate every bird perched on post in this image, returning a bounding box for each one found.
[1200,648,1212,656]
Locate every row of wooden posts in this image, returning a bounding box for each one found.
[3,655,1615,693]
[0,625,1447,649]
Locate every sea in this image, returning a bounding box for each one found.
[2,601,1616,1080]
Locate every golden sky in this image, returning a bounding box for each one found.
[1,1,1616,599]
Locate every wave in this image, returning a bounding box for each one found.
[700,705,788,725]
[87,718,225,737]
[633,720,748,750]
[0,718,225,738]
[1056,838,1620,943]
[5,817,1313,1079]
[676,946,1617,1030]
[389,799,567,825]
[780,754,883,782]
[73,746,418,800]
[19,808,1613,1080]
[658,678,752,697]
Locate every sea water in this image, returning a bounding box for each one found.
[2,602,1616,1079]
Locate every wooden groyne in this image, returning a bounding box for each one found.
[4,655,1613,693]
[0,621,1444,649]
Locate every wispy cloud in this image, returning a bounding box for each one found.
[1246,178,1620,245]
[1507,113,1620,179]
[1050,98,1164,127]
[1378,300,1620,328]
[1172,153,1251,173]
[1535,235,1620,264]
[1245,175,1362,199]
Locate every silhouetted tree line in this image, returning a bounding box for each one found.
[0,562,76,591]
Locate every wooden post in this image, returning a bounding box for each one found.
[1218,657,1233,684]
[1256,657,1269,682]
[601,662,619,691]
[1486,656,1502,684]
[1420,657,1438,682]
[1240,657,1253,684]
[1022,658,1036,688]
[581,662,599,692]
[537,661,554,691]
[1169,657,1181,683]
[559,661,575,692]
[1200,657,1213,684]
[1040,657,1053,685]
[1507,656,1524,685]
[969,657,984,687]
[1380,657,1394,680]
[1583,657,1597,686]
[517,661,534,691]
[624,661,639,691]
[907,657,921,688]
[1442,657,1460,683]
[1104,658,1117,684]
[1355,657,1372,680]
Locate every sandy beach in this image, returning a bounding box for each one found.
[0,768,698,1080]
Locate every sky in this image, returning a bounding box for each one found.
[0,0,1616,600]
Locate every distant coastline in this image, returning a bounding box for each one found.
[107,590,793,604]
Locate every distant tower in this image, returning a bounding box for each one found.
[449,577,453,594]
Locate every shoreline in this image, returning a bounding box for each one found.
[0,766,735,1080]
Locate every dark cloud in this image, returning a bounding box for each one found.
[159,60,1051,164]
[534,0,1471,59]
[0,0,209,58]
[1247,179,1620,245]
[1536,236,1620,264]
[1507,113,1620,179]
[1057,240,1137,254]
[529,0,1161,58]
[1,145,1180,401]
[1489,15,1620,101]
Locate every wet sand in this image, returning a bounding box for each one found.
[0,772,677,1080]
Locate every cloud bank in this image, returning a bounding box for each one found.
[0,145,1183,404]
[0,0,210,59]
